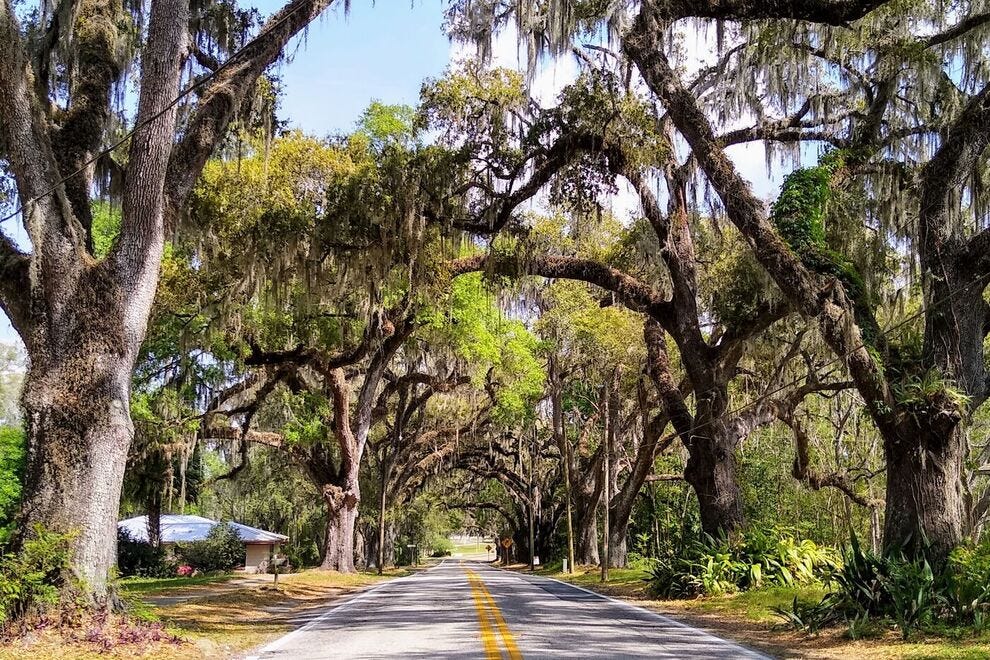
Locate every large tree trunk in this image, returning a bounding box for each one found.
[18,347,136,598]
[320,481,361,573]
[883,421,965,563]
[321,480,360,572]
[607,518,629,569]
[574,507,600,565]
[623,7,986,564]
[683,426,744,539]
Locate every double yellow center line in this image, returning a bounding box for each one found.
[466,569,522,660]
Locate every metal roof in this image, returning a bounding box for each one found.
[118,514,288,544]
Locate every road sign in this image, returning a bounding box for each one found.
[500,537,513,549]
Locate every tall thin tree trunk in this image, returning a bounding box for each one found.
[146,489,163,548]
[601,378,614,582]
[377,454,389,574]
[551,358,576,573]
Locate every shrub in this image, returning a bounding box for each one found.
[429,537,454,558]
[0,525,75,624]
[943,540,990,626]
[175,522,244,573]
[646,527,838,599]
[116,529,176,578]
[0,427,25,547]
[776,534,964,639]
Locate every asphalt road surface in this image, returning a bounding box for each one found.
[246,560,769,659]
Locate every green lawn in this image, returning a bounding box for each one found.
[451,539,491,555]
[117,573,239,595]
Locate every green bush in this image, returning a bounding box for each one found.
[429,537,454,557]
[0,427,25,547]
[944,540,990,626]
[116,529,177,578]
[647,527,838,599]
[775,535,990,639]
[176,522,244,573]
[0,525,75,623]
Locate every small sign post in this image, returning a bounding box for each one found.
[500,537,513,566]
[406,544,418,567]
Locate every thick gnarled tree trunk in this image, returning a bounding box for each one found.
[0,0,338,604]
[883,421,966,560]
[623,4,990,562]
[683,426,744,538]
[574,504,600,565]
[320,479,360,572]
[19,350,136,592]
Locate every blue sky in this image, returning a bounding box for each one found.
[255,0,453,136]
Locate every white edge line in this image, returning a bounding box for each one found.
[495,565,771,660]
[243,564,439,659]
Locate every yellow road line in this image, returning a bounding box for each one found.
[468,571,501,659]
[466,569,523,660]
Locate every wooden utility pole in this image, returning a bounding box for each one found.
[563,446,576,574]
[551,357,575,574]
[601,384,611,583]
[377,444,391,576]
[529,427,536,571]
[602,368,620,583]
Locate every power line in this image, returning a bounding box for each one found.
[0,0,322,228]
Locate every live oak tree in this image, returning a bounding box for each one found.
[620,1,990,562]
[169,122,428,571]
[0,0,340,599]
[450,0,990,564]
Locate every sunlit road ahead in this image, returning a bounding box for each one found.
[246,560,768,659]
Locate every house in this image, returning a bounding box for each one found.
[118,514,288,573]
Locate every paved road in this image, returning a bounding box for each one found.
[246,560,768,659]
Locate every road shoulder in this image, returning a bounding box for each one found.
[505,563,990,659]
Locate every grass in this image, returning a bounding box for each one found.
[2,568,413,660]
[117,573,239,595]
[450,539,491,556]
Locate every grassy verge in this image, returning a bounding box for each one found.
[1,568,413,660]
[117,573,239,596]
[518,562,990,659]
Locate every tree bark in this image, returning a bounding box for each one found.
[19,356,134,594]
[574,503,600,565]
[608,521,629,568]
[683,424,745,538]
[321,480,360,572]
[883,420,966,560]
